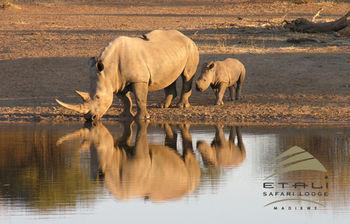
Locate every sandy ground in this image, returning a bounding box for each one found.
[0,1,349,124]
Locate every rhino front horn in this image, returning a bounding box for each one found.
[55,99,89,114]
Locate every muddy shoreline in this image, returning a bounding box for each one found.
[0,1,349,125]
[1,104,349,126]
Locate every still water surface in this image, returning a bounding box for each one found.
[0,122,349,224]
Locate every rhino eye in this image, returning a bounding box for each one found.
[96,61,104,72]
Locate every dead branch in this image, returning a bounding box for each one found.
[284,11,350,33]
[312,8,323,22]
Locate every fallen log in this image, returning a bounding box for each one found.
[286,37,322,44]
[284,11,349,33]
[339,26,350,37]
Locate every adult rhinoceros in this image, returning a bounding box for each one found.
[57,122,201,202]
[56,30,199,121]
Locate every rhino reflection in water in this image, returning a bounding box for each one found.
[58,122,200,201]
[197,126,246,168]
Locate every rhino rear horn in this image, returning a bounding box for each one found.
[75,90,90,102]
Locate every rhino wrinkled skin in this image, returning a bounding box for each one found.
[196,58,246,105]
[56,30,199,121]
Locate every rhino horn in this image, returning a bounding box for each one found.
[55,99,89,114]
[75,90,90,102]
[56,128,89,146]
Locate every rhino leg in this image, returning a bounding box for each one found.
[228,126,236,143]
[164,123,175,139]
[234,127,245,151]
[177,76,193,108]
[229,86,235,101]
[117,91,134,118]
[214,124,226,145]
[215,83,227,105]
[164,123,177,149]
[235,77,242,100]
[118,120,134,148]
[179,123,200,192]
[135,120,150,158]
[132,83,150,120]
[162,80,177,108]
[179,123,192,150]
[228,126,245,151]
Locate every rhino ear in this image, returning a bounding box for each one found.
[207,62,215,69]
[96,60,104,72]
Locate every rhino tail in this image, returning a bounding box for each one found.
[235,66,246,100]
[239,64,246,84]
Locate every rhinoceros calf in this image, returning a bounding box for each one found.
[56,30,199,121]
[196,126,246,168]
[195,58,246,105]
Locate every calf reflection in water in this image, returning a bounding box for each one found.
[57,121,200,202]
[197,125,246,168]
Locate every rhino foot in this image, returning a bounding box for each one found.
[177,102,191,108]
[159,102,171,108]
[215,101,224,106]
[135,112,150,120]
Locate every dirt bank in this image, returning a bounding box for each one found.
[0,1,349,124]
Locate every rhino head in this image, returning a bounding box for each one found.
[195,61,215,92]
[56,57,114,121]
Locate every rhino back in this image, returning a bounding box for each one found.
[104,146,153,200]
[147,145,192,201]
[141,30,197,91]
[104,144,193,201]
[216,58,245,86]
[100,30,197,92]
